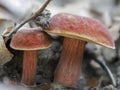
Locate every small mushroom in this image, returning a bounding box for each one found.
[10,27,51,85]
[45,13,115,87]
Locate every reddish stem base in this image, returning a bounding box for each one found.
[54,38,86,87]
[21,50,37,85]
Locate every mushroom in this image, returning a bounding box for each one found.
[10,27,51,85]
[44,13,115,87]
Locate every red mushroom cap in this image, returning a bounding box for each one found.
[45,13,115,49]
[10,27,51,50]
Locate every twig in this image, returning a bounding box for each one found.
[94,58,116,86]
[4,0,52,43]
[85,49,116,86]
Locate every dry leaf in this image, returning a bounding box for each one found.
[0,36,13,65]
[0,19,14,64]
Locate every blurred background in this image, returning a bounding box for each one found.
[0,0,119,22]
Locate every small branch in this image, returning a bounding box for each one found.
[94,59,116,86]
[85,49,116,86]
[4,0,52,43]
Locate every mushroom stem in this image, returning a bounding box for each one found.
[21,50,37,85]
[54,38,86,87]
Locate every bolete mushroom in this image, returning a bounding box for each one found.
[45,13,115,87]
[10,27,51,85]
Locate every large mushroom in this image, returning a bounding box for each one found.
[10,27,51,85]
[45,13,115,87]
